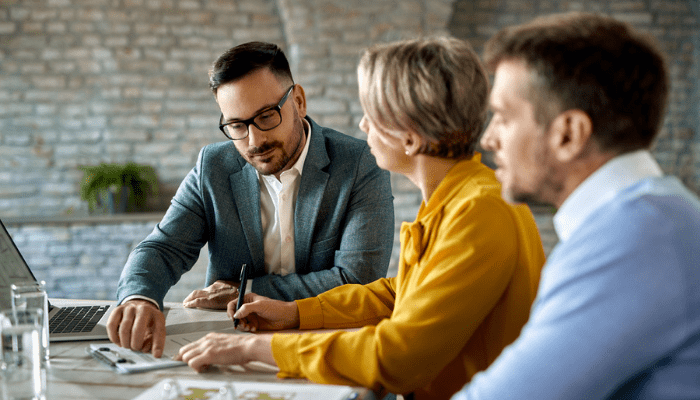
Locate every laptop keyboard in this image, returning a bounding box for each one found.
[49,305,110,334]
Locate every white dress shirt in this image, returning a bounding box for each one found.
[258,118,311,276]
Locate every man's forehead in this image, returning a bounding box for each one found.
[216,75,286,119]
[490,60,530,109]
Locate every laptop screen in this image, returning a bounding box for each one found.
[0,220,39,310]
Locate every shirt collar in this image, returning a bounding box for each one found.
[260,118,312,184]
[553,150,664,242]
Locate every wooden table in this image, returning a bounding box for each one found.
[45,300,374,399]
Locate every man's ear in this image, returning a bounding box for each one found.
[548,110,593,163]
[292,84,307,118]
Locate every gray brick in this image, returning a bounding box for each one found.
[140,143,177,156]
[187,12,215,25]
[4,134,32,146]
[169,48,211,60]
[233,28,283,43]
[48,0,71,6]
[0,22,17,34]
[104,36,128,47]
[179,0,201,10]
[24,226,71,242]
[612,12,653,25]
[22,22,44,33]
[59,118,83,130]
[104,129,149,141]
[0,184,38,198]
[9,8,31,20]
[306,98,346,114]
[85,116,108,129]
[163,60,186,72]
[60,130,102,143]
[650,1,691,12]
[0,103,33,115]
[238,1,274,13]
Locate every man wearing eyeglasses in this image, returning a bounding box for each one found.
[107,42,394,358]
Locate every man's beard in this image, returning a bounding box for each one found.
[508,160,563,206]
[246,109,305,176]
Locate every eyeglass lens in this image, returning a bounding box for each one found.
[220,85,294,140]
[223,109,282,139]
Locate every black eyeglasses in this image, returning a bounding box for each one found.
[218,84,295,140]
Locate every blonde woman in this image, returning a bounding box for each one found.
[176,37,546,400]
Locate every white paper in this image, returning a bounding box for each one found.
[133,378,357,400]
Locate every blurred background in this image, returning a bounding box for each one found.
[1,0,698,300]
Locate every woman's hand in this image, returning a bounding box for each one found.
[227,293,300,332]
[174,333,275,372]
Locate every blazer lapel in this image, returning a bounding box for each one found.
[230,162,265,273]
[294,119,330,273]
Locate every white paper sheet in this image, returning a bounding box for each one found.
[133,378,357,400]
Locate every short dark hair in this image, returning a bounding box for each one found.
[484,12,669,153]
[209,41,294,94]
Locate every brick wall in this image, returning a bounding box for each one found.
[0,0,285,217]
[1,0,697,298]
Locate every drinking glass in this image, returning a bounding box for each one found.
[0,308,47,400]
[11,281,50,363]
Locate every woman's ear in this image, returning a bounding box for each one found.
[292,84,307,118]
[402,130,424,156]
[548,110,593,163]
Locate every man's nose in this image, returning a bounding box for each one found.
[480,122,498,151]
[246,124,267,147]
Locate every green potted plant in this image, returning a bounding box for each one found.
[79,162,158,214]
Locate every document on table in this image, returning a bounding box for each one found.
[134,378,358,400]
[89,327,246,374]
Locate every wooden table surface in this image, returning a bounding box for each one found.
[44,299,374,399]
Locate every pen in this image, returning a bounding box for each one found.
[233,263,248,329]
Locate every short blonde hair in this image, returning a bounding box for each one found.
[358,37,489,159]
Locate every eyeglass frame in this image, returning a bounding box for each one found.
[218,84,296,140]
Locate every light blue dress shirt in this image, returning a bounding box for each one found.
[452,150,700,399]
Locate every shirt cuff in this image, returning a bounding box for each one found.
[120,295,160,310]
[296,297,324,330]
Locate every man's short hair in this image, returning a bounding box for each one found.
[358,37,489,159]
[484,12,669,154]
[209,41,294,94]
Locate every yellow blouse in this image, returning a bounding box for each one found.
[271,154,546,399]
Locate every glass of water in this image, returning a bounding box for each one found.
[0,308,47,400]
[11,281,50,363]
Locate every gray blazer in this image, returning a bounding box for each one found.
[117,117,394,309]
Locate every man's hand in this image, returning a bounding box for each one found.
[227,293,300,332]
[106,299,166,358]
[183,280,240,309]
[174,333,275,372]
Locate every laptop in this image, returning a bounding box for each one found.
[0,218,113,342]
